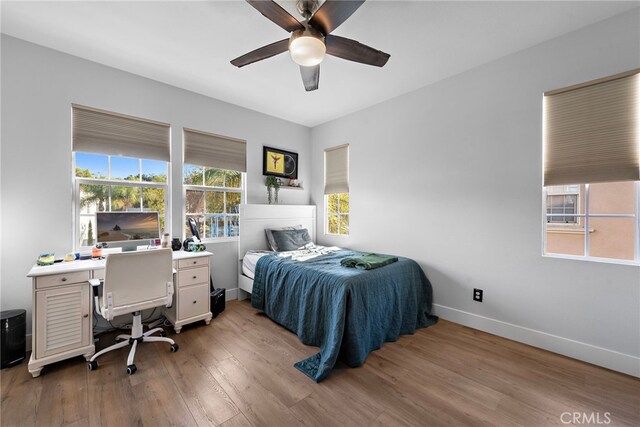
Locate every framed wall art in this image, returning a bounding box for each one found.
[263,146,298,179]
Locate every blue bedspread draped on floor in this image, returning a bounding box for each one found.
[251,249,438,382]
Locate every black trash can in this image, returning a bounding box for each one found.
[1,309,26,369]
[210,288,226,318]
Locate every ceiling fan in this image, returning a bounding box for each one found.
[230,0,390,91]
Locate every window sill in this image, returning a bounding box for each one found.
[199,237,239,244]
[543,253,639,267]
[546,227,594,234]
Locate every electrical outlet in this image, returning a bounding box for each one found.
[473,288,483,302]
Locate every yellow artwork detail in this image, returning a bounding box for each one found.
[266,151,284,174]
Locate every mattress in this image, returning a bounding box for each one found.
[242,250,270,279]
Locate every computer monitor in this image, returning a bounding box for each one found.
[96,212,160,248]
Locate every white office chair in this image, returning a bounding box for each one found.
[87,248,178,375]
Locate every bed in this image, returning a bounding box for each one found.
[238,204,437,382]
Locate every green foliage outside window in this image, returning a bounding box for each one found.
[327,193,349,235]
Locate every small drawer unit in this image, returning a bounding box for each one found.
[165,254,213,333]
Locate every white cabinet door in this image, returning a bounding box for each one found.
[35,284,91,359]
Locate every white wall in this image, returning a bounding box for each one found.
[311,10,640,376]
[0,35,311,333]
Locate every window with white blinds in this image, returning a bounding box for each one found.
[183,128,246,173]
[183,128,245,240]
[72,104,170,161]
[543,69,639,186]
[542,69,640,264]
[324,144,349,194]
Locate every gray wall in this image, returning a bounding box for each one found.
[311,10,640,376]
[0,35,311,333]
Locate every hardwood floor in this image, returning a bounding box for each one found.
[1,300,639,426]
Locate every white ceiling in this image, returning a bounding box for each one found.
[1,1,638,127]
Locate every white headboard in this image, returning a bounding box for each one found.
[239,204,316,260]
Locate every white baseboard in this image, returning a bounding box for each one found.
[433,304,640,378]
[225,287,238,301]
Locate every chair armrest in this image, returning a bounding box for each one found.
[88,278,101,287]
[172,268,177,274]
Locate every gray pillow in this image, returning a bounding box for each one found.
[265,224,302,251]
[270,228,311,252]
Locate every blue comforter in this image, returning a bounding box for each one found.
[251,249,438,382]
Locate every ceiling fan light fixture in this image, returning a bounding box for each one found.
[289,28,326,67]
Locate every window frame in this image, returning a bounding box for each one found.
[183,165,245,243]
[542,181,640,265]
[72,152,170,251]
[325,192,349,236]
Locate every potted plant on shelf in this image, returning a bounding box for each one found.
[265,176,280,204]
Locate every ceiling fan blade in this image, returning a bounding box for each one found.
[231,39,289,68]
[246,0,304,33]
[300,65,320,91]
[309,0,365,35]
[325,35,390,67]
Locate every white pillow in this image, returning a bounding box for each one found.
[265,224,302,251]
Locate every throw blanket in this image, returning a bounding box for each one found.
[252,249,437,382]
[340,253,398,270]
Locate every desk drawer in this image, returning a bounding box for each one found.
[178,283,209,320]
[36,271,90,289]
[178,257,209,269]
[178,266,208,288]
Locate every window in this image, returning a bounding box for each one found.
[324,144,349,236]
[74,152,168,248]
[183,128,246,240]
[184,165,242,239]
[543,70,639,263]
[326,193,349,235]
[546,185,579,224]
[72,105,171,249]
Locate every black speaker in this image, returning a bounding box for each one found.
[210,288,226,318]
[1,309,26,369]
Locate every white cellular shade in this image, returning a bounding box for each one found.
[183,128,246,172]
[543,69,640,186]
[72,104,170,161]
[324,144,349,194]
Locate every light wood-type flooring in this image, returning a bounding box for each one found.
[1,300,639,426]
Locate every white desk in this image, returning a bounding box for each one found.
[26,250,213,377]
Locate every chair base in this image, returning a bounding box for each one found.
[88,311,177,375]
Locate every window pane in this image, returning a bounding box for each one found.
[142,160,167,182]
[327,194,338,214]
[589,181,636,215]
[207,215,225,238]
[338,193,349,213]
[589,217,635,260]
[339,214,349,235]
[79,183,108,213]
[79,214,97,247]
[205,191,224,214]
[76,152,107,178]
[225,170,242,188]
[545,228,585,256]
[228,215,240,237]
[327,214,339,234]
[226,192,241,214]
[111,186,140,211]
[142,187,165,231]
[204,168,225,187]
[110,156,139,181]
[184,164,203,185]
[186,190,204,213]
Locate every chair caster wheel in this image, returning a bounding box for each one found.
[159,331,166,337]
[170,344,179,353]
[88,360,98,371]
[127,364,137,375]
